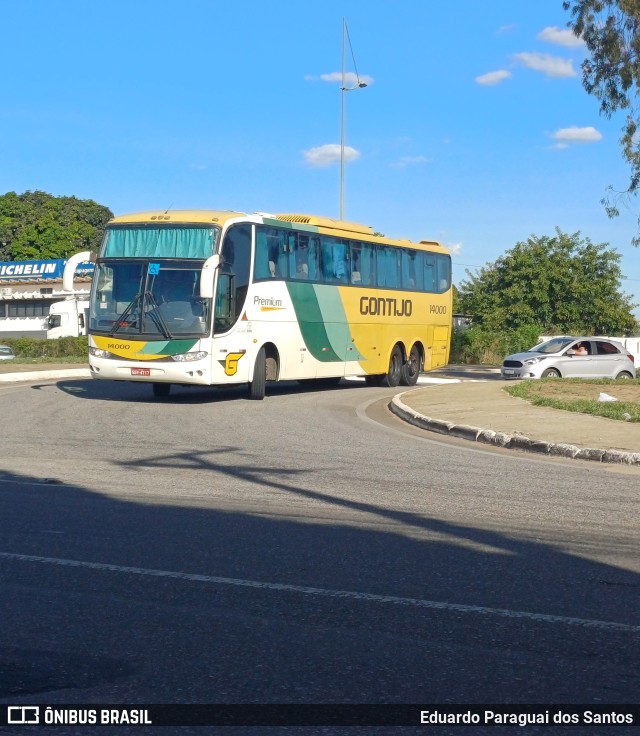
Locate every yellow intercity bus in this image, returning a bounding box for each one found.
[63,210,452,399]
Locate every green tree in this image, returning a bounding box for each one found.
[0,190,113,261]
[457,229,637,334]
[564,0,640,244]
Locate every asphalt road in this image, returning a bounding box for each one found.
[0,376,638,735]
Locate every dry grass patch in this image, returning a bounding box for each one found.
[504,378,640,422]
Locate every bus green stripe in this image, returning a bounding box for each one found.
[286,282,341,362]
[314,287,365,361]
[138,339,198,355]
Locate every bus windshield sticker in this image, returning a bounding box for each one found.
[148,263,160,275]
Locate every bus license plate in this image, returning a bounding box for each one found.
[131,367,151,377]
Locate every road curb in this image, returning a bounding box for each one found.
[390,394,640,466]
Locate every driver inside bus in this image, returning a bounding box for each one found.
[153,272,203,330]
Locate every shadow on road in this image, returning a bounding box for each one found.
[0,452,638,720]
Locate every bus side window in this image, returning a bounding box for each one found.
[350,243,362,284]
[377,246,399,288]
[294,234,309,279]
[267,231,282,277]
[254,227,287,279]
[436,253,451,292]
[359,243,375,285]
[307,237,320,280]
[320,238,334,282]
[254,229,272,280]
[400,249,422,290]
[333,241,348,283]
[423,254,436,292]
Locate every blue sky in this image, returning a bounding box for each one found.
[2,0,639,315]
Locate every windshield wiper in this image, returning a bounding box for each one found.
[112,293,142,334]
[144,291,173,339]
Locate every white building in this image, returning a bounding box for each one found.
[0,258,93,338]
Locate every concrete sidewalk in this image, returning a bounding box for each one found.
[0,362,90,382]
[392,378,640,465]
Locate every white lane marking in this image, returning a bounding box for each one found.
[1,551,637,633]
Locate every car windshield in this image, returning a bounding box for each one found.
[0,346,13,355]
[528,337,575,354]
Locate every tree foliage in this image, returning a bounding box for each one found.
[457,229,637,335]
[0,191,113,261]
[564,0,640,243]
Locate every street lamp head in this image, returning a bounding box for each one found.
[358,81,367,88]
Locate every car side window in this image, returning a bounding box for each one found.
[595,341,619,355]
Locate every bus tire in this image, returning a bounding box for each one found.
[152,383,171,398]
[249,347,266,400]
[380,345,403,388]
[400,345,422,386]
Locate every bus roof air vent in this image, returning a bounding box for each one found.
[275,214,374,236]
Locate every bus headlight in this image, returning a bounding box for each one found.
[89,347,113,359]
[170,351,208,362]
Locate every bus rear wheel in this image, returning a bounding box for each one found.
[380,346,403,388]
[249,347,266,400]
[400,345,422,386]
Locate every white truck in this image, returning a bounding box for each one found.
[46,297,90,339]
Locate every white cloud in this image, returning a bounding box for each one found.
[475,69,512,86]
[392,155,432,168]
[303,144,360,168]
[552,125,603,144]
[446,242,463,257]
[318,71,374,86]
[514,52,576,78]
[538,26,585,48]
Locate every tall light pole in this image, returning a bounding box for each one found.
[339,17,367,221]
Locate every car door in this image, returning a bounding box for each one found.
[590,339,626,378]
[555,341,592,377]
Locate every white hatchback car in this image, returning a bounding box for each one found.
[501,336,636,380]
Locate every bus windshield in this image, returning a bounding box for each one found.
[90,260,210,338]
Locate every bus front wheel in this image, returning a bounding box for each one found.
[380,346,403,388]
[249,347,266,400]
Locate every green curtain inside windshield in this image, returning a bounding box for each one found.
[104,227,216,258]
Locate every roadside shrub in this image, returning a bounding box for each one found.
[2,336,88,359]
[450,324,543,365]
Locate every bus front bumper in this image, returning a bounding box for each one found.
[89,358,212,385]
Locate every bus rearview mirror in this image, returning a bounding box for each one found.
[200,254,220,299]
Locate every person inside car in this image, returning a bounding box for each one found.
[573,342,588,356]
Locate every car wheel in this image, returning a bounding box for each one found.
[541,368,561,379]
[615,371,633,380]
